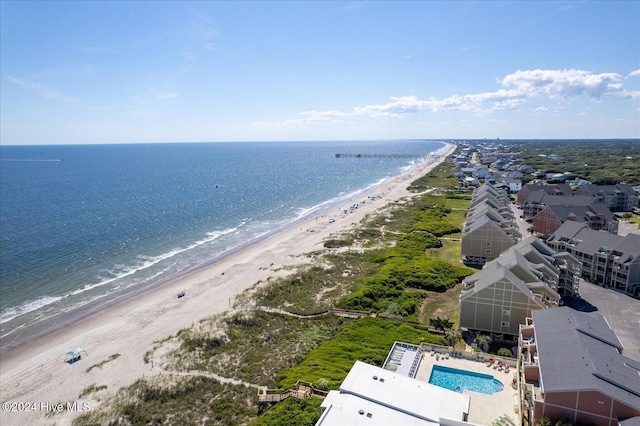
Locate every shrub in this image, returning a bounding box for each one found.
[276,317,447,389]
[324,237,353,248]
[252,398,322,426]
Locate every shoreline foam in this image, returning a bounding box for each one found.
[0,143,456,426]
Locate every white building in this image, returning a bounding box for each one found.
[316,361,476,426]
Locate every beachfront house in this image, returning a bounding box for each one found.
[316,360,473,425]
[459,237,580,341]
[518,307,640,426]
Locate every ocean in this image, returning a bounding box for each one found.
[0,140,445,349]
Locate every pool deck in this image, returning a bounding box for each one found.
[414,351,519,426]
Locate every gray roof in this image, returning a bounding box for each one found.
[549,222,640,263]
[461,236,561,301]
[462,262,548,305]
[464,214,521,239]
[471,184,509,204]
[467,203,514,223]
[524,183,574,196]
[545,203,617,223]
[577,183,638,197]
[532,307,640,409]
[547,220,588,241]
[525,193,594,207]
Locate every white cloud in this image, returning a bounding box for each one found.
[251,68,637,128]
[502,69,626,100]
[623,90,640,99]
[628,69,640,78]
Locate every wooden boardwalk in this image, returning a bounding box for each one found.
[258,380,328,404]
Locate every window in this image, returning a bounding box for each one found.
[502,309,511,316]
[501,321,510,327]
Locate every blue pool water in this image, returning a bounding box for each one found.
[428,365,504,394]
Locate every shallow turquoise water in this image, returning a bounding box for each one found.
[429,365,504,394]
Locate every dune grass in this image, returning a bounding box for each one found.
[276,316,447,390]
[75,159,469,425]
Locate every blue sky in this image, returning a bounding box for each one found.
[1,1,639,145]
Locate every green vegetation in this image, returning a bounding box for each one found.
[276,317,447,389]
[429,317,454,331]
[252,254,378,315]
[171,311,342,385]
[323,236,354,248]
[418,286,462,326]
[503,139,640,185]
[407,157,460,191]
[252,398,323,426]
[76,158,472,425]
[497,348,513,357]
[73,376,257,426]
[625,214,640,230]
[340,193,472,316]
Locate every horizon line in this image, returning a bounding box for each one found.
[2,137,639,147]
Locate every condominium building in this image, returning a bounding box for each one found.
[521,193,594,221]
[547,221,640,297]
[575,184,639,212]
[532,203,619,237]
[461,184,521,265]
[459,237,580,340]
[518,307,640,426]
[516,183,573,207]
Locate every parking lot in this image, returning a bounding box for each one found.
[509,203,640,361]
[565,279,640,362]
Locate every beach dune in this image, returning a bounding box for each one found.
[0,144,455,425]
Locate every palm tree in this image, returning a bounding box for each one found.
[475,334,492,353]
[446,327,462,348]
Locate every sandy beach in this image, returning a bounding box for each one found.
[0,143,456,425]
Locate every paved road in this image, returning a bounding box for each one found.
[510,203,532,239]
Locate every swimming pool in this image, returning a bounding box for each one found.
[428,365,504,394]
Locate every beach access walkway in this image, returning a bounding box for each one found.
[257,380,329,404]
